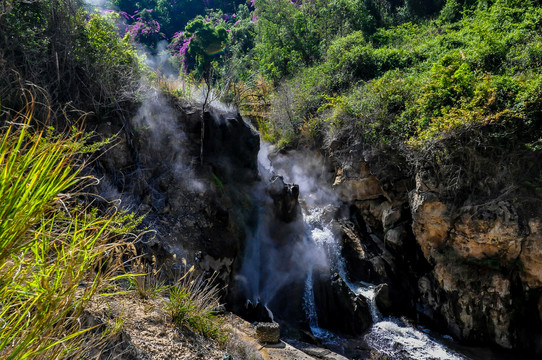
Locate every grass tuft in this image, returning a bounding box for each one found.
[165,268,227,343]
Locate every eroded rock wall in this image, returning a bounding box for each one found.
[330,156,542,352]
[90,93,260,289]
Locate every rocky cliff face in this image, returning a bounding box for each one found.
[89,92,260,288]
[330,156,542,353]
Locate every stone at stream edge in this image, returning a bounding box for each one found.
[313,269,373,335]
[374,283,393,316]
[256,322,280,343]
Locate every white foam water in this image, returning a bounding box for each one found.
[365,319,465,360]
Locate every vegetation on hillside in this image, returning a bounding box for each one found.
[0,0,142,121]
[0,98,140,359]
[0,1,228,357]
[161,0,540,204]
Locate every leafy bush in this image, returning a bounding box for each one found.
[0,0,141,119]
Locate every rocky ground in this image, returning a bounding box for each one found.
[85,292,361,360]
[86,293,223,360]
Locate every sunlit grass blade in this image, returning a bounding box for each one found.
[0,98,140,359]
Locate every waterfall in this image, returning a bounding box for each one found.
[237,141,466,359]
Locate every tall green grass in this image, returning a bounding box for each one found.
[165,267,227,342]
[0,100,136,359]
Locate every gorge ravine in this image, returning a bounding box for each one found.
[94,96,541,358]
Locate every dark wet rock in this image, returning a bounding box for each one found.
[266,277,307,325]
[268,175,301,223]
[374,283,392,316]
[91,95,260,292]
[313,268,372,335]
[242,300,274,323]
[340,219,396,286]
[202,111,260,182]
[256,322,280,343]
[384,224,408,253]
[382,207,402,228]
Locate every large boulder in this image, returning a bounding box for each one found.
[450,202,524,261]
[203,110,260,182]
[409,191,451,262]
[333,166,384,203]
[268,175,301,223]
[417,263,515,348]
[374,283,392,316]
[312,269,372,335]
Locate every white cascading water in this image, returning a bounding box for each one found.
[242,140,467,359]
[301,201,466,360]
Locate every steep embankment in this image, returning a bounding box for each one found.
[89,90,260,287]
[323,144,542,353]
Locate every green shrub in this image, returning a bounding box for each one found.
[0,0,141,118]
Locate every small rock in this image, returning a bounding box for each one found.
[382,207,401,228]
[256,322,280,344]
[213,304,226,315]
[384,225,408,252]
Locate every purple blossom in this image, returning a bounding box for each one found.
[125,17,161,39]
[178,34,195,73]
[222,13,235,22]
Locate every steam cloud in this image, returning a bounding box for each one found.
[131,88,205,193]
[237,142,345,315]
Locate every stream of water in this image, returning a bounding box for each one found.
[303,204,466,360]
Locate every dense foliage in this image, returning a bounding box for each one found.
[87,0,541,202]
[109,0,245,48]
[226,0,542,202]
[0,0,142,120]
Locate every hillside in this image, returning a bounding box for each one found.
[1,0,541,359]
